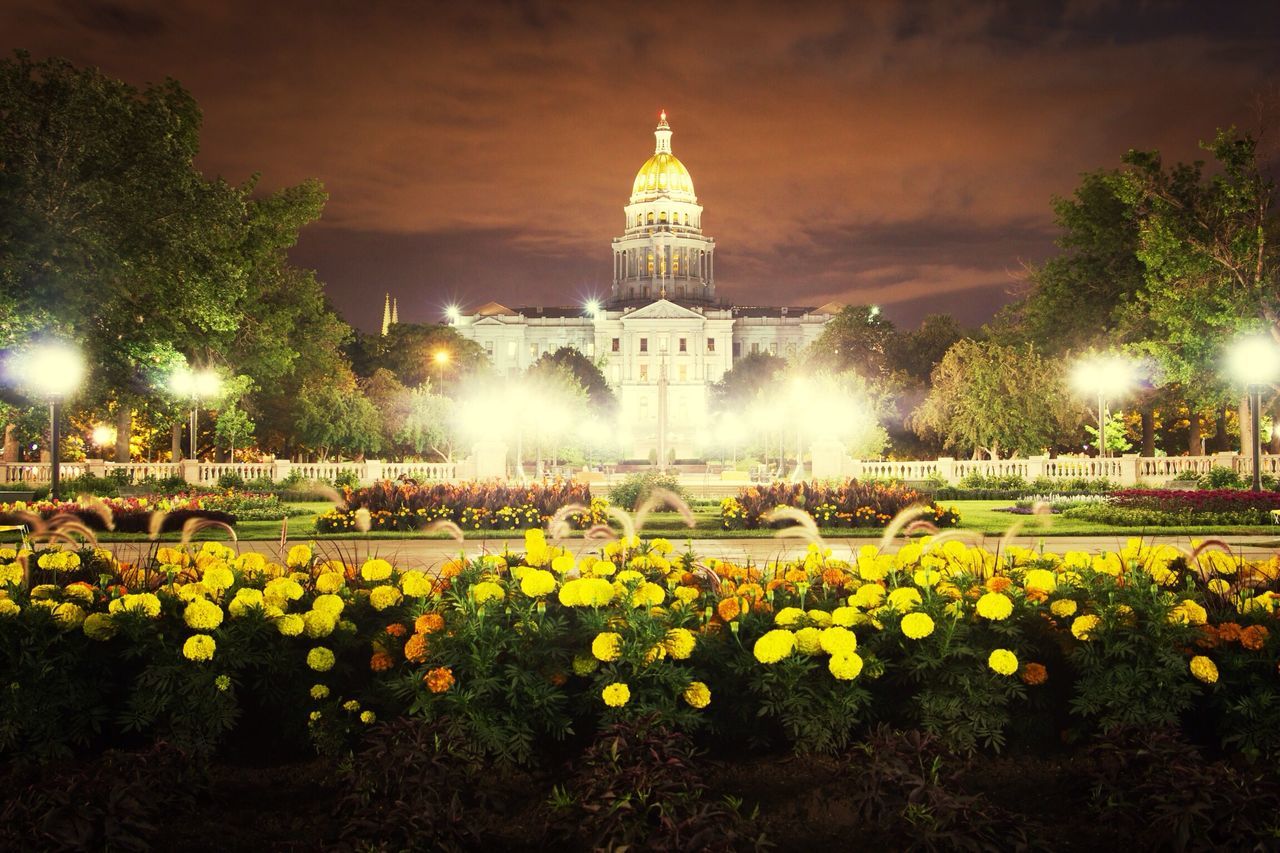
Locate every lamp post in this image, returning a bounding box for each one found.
[5,341,86,500]
[433,350,450,396]
[1070,354,1136,460]
[1226,335,1280,491]
[169,367,222,461]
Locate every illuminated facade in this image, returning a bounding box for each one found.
[450,113,836,459]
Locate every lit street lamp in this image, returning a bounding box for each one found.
[433,350,450,395]
[1071,354,1136,459]
[1226,334,1280,492]
[5,341,86,500]
[169,366,222,461]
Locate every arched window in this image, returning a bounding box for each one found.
[646,212,655,225]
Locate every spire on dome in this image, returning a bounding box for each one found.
[654,109,672,154]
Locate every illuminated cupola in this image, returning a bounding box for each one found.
[609,110,716,307]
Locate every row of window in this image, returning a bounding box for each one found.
[630,211,694,228]
[480,338,798,363]
[613,336,715,354]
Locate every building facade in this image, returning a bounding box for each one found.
[450,113,836,459]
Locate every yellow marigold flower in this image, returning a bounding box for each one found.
[1169,599,1208,627]
[900,612,935,640]
[370,585,404,611]
[303,610,337,638]
[795,626,823,655]
[854,584,886,609]
[753,629,797,664]
[601,682,630,707]
[236,552,267,575]
[82,612,116,641]
[828,651,864,680]
[887,587,922,612]
[1071,614,1101,640]
[307,647,335,672]
[0,563,21,586]
[62,583,93,605]
[631,582,665,608]
[775,607,805,626]
[183,598,224,631]
[360,558,393,582]
[228,588,264,618]
[183,634,216,662]
[913,568,942,588]
[665,627,696,660]
[51,602,85,629]
[683,681,711,709]
[572,653,599,676]
[831,606,861,627]
[987,648,1018,676]
[819,626,858,655]
[264,577,304,608]
[360,711,376,724]
[592,631,623,662]
[277,613,305,636]
[312,593,344,617]
[1189,655,1218,684]
[644,643,666,664]
[674,586,700,604]
[520,568,557,597]
[1049,599,1077,618]
[1023,569,1056,594]
[310,683,330,700]
[342,699,361,712]
[399,570,433,597]
[975,592,1014,621]
[286,544,312,568]
[1207,578,1231,595]
[315,572,345,594]
[550,554,575,574]
[471,581,505,605]
[0,598,20,617]
[201,565,235,593]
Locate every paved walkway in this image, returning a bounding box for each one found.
[99,533,1280,570]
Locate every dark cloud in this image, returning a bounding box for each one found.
[3,0,1277,332]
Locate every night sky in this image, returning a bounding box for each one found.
[5,1,1280,332]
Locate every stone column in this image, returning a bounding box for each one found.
[363,459,383,484]
[935,457,956,485]
[272,457,293,483]
[809,439,846,481]
[181,459,200,485]
[1117,454,1140,487]
[1026,455,1047,482]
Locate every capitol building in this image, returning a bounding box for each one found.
[449,112,837,460]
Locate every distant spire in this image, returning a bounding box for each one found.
[391,298,399,326]
[381,293,391,336]
[654,109,672,154]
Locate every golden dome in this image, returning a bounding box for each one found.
[632,152,695,198]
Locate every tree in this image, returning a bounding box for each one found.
[910,340,1081,459]
[350,323,488,389]
[710,351,787,413]
[215,406,255,462]
[398,386,459,461]
[527,346,618,413]
[808,305,897,378]
[292,367,383,459]
[889,314,966,382]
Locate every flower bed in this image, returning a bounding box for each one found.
[316,479,606,532]
[0,495,237,533]
[721,480,960,530]
[3,526,1280,847]
[1064,488,1280,526]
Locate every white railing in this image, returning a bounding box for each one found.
[383,462,457,481]
[0,459,459,489]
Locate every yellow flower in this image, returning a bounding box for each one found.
[831,606,861,627]
[277,613,305,636]
[310,683,330,699]
[369,585,404,611]
[520,569,557,597]
[286,544,312,568]
[774,607,805,626]
[1049,599,1077,618]
[682,681,711,709]
[360,710,376,724]
[664,627,696,660]
[183,634,216,662]
[1071,614,1101,640]
[592,631,623,662]
[360,558,394,582]
[307,647,336,672]
[303,610,337,638]
[601,682,630,707]
[572,653,599,676]
[976,592,1014,621]
[0,598,20,617]
[854,584,886,608]
[315,572,345,594]
[795,626,823,655]
[1023,569,1056,593]
[1189,655,1218,684]
[202,565,235,592]
[312,593,345,617]
[471,581,505,605]
[1169,599,1208,627]
[752,629,796,664]
[988,648,1018,676]
[900,612,935,640]
[550,554,575,574]
[630,582,665,607]
[828,651,864,680]
[52,602,85,629]
[82,612,117,641]
[819,626,858,655]
[400,570,433,597]
[183,598,224,631]
[886,587,922,612]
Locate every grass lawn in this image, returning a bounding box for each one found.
[76,499,1280,542]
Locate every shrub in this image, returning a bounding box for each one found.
[608,471,688,511]
[317,480,605,532]
[958,472,1028,491]
[332,469,360,490]
[1063,488,1280,526]
[1199,465,1244,490]
[216,471,247,490]
[721,480,959,530]
[59,473,120,498]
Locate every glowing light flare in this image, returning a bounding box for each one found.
[1070,354,1137,400]
[1226,334,1280,387]
[168,366,222,400]
[445,305,462,324]
[584,299,601,318]
[4,340,86,399]
[433,350,450,366]
[91,424,117,447]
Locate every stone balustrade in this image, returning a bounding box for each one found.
[0,459,458,487]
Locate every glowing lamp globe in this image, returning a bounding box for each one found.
[91,424,117,447]
[8,341,86,399]
[1226,335,1280,387]
[1070,354,1136,399]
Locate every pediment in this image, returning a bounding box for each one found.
[472,315,511,326]
[622,298,705,321]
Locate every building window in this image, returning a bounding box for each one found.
[679,337,687,352]
[639,364,649,382]
[507,341,516,358]
[769,342,777,355]
[678,365,687,381]
[733,341,741,358]
[612,337,620,352]
[751,342,760,354]
[706,337,715,353]
[484,341,494,358]
[529,343,537,360]
[640,338,648,353]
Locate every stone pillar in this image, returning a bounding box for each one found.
[1026,455,1047,482]
[473,440,508,480]
[272,457,292,483]
[809,439,846,481]
[86,458,107,478]
[181,459,200,485]
[1117,454,1140,487]
[935,457,956,484]
[363,459,383,484]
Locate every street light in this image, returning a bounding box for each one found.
[1226,334,1280,491]
[4,341,86,500]
[433,350,450,395]
[168,366,221,461]
[91,424,117,451]
[1070,354,1136,459]
[584,298,601,318]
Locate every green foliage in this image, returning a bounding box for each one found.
[609,471,689,511]
[528,346,618,413]
[1199,465,1244,489]
[217,471,247,490]
[1084,412,1133,454]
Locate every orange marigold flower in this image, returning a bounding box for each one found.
[681,572,696,585]
[738,582,765,601]
[1240,624,1270,651]
[784,568,807,583]
[548,671,568,687]
[439,560,464,580]
[716,597,742,622]
[370,651,395,672]
[1024,588,1049,604]
[404,633,430,663]
[385,623,408,638]
[986,576,1013,594]
[752,598,773,614]
[1217,622,1243,643]
[1020,663,1048,685]
[822,568,847,588]
[415,612,445,634]
[766,578,789,593]
[1195,625,1221,649]
[425,666,455,693]
[964,585,983,600]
